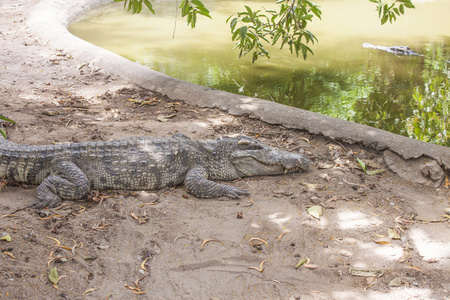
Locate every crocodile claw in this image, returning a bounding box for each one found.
[29,196,62,210]
[225,187,250,199]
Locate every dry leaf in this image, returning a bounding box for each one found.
[156,114,176,123]
[200,239,220,249]
[349,267,383,277]
[388,227,401,240]
[248,237,268,247]
[83,288,97,295]
[372,238,394,247]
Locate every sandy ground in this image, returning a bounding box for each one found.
[1,1,450,299]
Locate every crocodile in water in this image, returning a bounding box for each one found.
[0,134,309,209]
[363,43,422,56]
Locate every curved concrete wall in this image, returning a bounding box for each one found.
[27,0,449,170]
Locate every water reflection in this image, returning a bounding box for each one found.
[70,0,450,146]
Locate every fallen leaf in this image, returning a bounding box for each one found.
[139,101,157,107]
[1,233,11,242]
[200,239,220,249]
[301,183,328,191]
[388,277,414,287]
[388,227,401,240]
[349,267,383,277]
[0,214,20,218]
[83,288,97,295]
[372,238,394,247]
[304,264,318,269]
[248,260,266,272]
[294,257,307,269]
[404,265,423,273]
[45,236,61,246]
[141,258,149,271]
[277,232,289,240]
[3,251,15,258]
[42,110,60,116]
[317,163,335,169]
[49,267,59,284]
[130,210,149,224]
[156,114,176,123]
[307,206,323,219]
[356,158,367,172]
[273,190,294,196]
[138,201,159,208]
[374,234,386,238]
[248,237,268,247]
[366,169,385,175]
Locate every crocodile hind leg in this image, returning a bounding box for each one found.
[30,160,90,209]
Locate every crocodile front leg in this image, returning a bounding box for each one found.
[31,160,90,209]
[184,166,249,199]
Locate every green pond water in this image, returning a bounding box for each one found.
[70,0,450,146]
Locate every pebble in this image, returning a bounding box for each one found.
[310,196,320,204]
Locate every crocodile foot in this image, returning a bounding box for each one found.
[29,194,62,209]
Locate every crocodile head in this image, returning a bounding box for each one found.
[229,136,309,177]
[200,136,309,179]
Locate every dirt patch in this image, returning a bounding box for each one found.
[1,1,449,299]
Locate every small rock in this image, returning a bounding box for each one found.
[383,150,444,187]
[310,196,320,204]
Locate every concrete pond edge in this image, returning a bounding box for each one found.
[27,0,449,182]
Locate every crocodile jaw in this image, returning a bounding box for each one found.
[231,148,309,177]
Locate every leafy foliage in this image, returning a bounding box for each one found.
[118,0,415,61]
[227,0,321,62]
[406,76,449,146]
[179,0,211,28]
[0,114,16,139]
[115,0,211,28]
[405,43,449,147]
[115,0,155,14]
[369,0,415,25]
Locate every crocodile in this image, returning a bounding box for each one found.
[0,133,309,209]
[363,43,422,56]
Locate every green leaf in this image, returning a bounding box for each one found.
[240,26,248,40]
[298,14,313,21]
[0,128,6,139]
[356,158,367,172]
[1,233,11,242]
[191,0,211,18]
[49,267,59,284]
[366,169,385,176]
[307,205,323,219]
[252,51,258,63]
[192,11,197,28]
[0,114,16,124]
[229,17,238,31]
[143,0,155,14]
[381,14,388,25]
[244,5,253,16]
